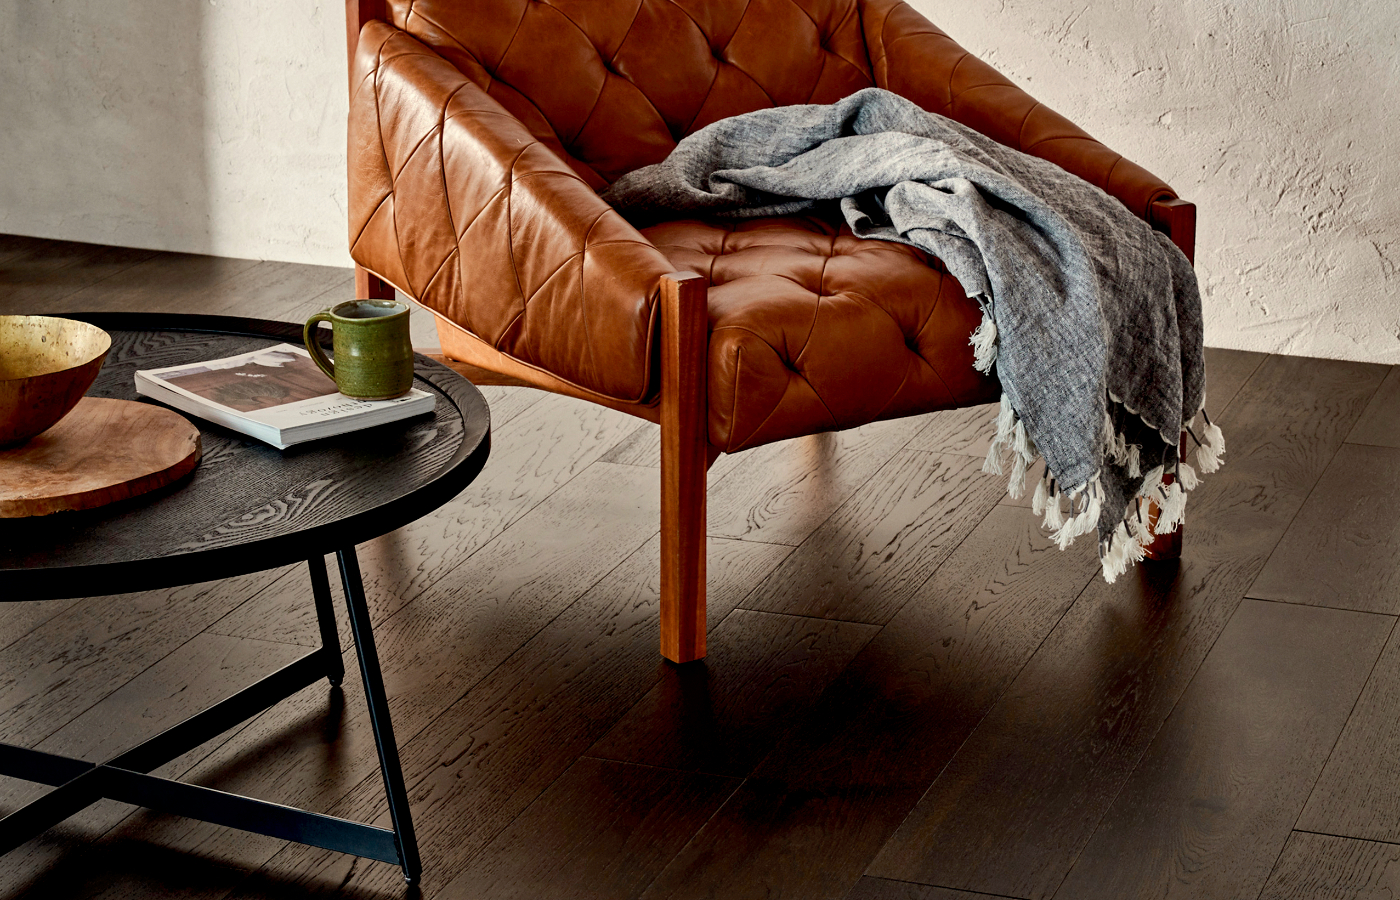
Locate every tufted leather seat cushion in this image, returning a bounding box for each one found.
[644,215,999,451]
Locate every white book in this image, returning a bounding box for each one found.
[135,343,435,449]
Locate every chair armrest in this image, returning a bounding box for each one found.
[348,21,676,404]
[859,0,1177,220]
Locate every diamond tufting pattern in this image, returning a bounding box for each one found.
[348,0,1176,450]
[643,215,998,450]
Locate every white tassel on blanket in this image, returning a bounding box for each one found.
[1194,414,1226,474]
[1101,522,1147,583]
[970,312,998,373]
[1155,481,1187,534]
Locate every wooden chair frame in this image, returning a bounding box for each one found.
[345,0,1196,664]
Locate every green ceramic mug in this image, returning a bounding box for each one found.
[303,300,414,400]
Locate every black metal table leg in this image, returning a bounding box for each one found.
[308,556,345,686]
[336,546,421,885]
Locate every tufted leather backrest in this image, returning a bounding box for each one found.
[385,0,874,190]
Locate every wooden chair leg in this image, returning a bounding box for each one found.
[659,272,709,664]
[356,265,395,301]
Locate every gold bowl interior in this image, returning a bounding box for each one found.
[0,316,112,446]
[0,316,110,381]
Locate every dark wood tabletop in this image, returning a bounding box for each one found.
[0,313,491,601]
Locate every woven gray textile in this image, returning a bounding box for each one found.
[604,88,1223,580]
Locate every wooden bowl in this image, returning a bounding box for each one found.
[0,316,112,448]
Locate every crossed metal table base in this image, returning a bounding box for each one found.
[0,548,421,884]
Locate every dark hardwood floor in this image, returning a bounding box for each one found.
[2,233,1398,900]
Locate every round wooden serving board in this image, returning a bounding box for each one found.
[0,397,201,517]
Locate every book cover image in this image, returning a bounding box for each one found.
[159,347,337,413]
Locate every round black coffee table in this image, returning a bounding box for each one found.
[0,313,491,885]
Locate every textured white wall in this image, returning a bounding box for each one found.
[1,1,1396,363]
[0,0,351,268]
[910,0,1400,363]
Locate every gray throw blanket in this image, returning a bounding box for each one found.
[604,88,1224,581]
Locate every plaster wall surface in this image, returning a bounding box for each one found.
[1,1,1397,363]
[908,0,1400,363]
[0,0,351,269]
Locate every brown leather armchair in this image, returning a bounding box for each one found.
[344,0,1196,663]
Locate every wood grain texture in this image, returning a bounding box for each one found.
[658,272,710,663]
[1296,618,1400,842]
[365,461,662,740]
[589,610,879,777]
[868,354,1388,900]
[1203,346,1269,416]
[438,757,739,900]
[637,507,1099,900]
[1258,831,1400,900]
[0,569,287,745]
[0,599,82,654]
[599,419,745,483]
[845,878,1012,900]
[1054,599,1390,900]
[742,450,1003,624]
[903,403,997,457]
[0,398,200,517]
[1249,443,1400,612]
[1346,365,1399,448]
[707,416,929,546]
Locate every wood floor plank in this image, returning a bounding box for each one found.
[1249,443,1400,613]
[174,260,350,322]
[1296,616,1400,842]
[42,251,261,315]
[1053,599,1391,900]
[0,633,308,896]
[636,507,1099,900]
[707,417,929,546]
[0,237,157,311]
[1257,831,1400,900]
[588,609,878,778]
[866,353,1389,900]
[596,421,747,484]
[0,598,83,654]
[0,569,290,746]
[1347,365,1400,448]
[844,878,1012,900]
[361,461,663,736]
[208,392,641,643]
[473,384,544,431]
[741,450,1003,624]
[208,538,788,897]
[438,757,740,900]
[904,403,997,458]
[1203,346,1269,416]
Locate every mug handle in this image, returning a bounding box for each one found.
[303,310,336,382]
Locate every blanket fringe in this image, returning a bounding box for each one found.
[980,393,1226,582]
[1101,521,1147,584]
[970,310,998,373]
